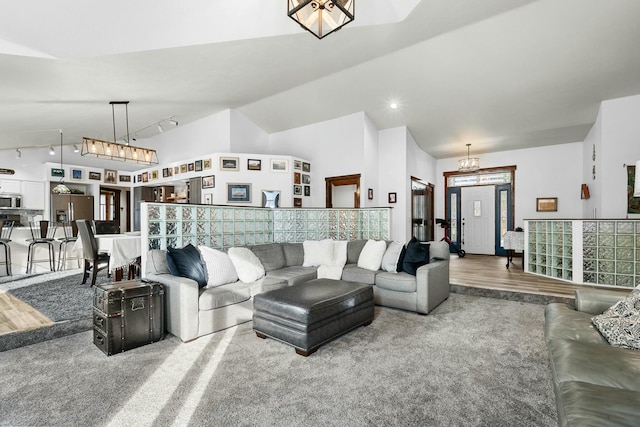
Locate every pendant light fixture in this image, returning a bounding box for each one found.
[52,130,71,194]
[81,101,159,165]
[458,143,480,172]
[288,0,355,39]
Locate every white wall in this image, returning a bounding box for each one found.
[582,109,601,218]
[436,142,584,230]
[229,109,270,154]
[362,114,379,208]
[378,127,407,241]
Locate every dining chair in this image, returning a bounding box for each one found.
[26,220,58,274]
[0,219,15,276]
[57,221,80,271]
[76,219,111,287]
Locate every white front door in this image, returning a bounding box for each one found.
[461,186,495,255]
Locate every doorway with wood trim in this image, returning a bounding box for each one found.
[325,174,361,208]
[411,177,434,242]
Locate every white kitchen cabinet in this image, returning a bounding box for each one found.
[0,179,21,194]
[20,181,46,209]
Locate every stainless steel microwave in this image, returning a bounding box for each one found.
[0,193,21,208]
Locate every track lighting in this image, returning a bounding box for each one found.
[157,124,164,133]
[169,119,178,126]
[73,144,79,153]
[15,149,21,159]
[49,146,55,155]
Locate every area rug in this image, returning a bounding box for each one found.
[0,294,557,426]
[0,271,113,352]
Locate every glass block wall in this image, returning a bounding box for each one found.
[142,203,390,253]
[582,220,640,287]
[526,219,640,288]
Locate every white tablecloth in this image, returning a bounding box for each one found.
[73,234,142,271]
[503,231,525,251]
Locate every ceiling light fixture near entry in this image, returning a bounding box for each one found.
[288,0,355,39]
[458,143,480,172]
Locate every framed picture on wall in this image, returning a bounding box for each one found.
[227,183,251,203]
[248,159,262,171]
[388,192,397,203]
[202,175,215,189]
[203,158,212,169]
[368,188,373,200]
[89,171,101,181]
[302,162,311,172]
[71,168,83,180]
[294,197,302,208]
[293,160,302,170]
[270,158,288,172]
[293,185,302,195]
[195,160,203,172]
[536,197,557,212]
[304,185,311,197]
[203,193,213,205]
[119,175,131,182]
[302,174,311,184]
[220,157,239,171]
[104,169,117,183]
[51,168,64,178]
[294,172,301,184]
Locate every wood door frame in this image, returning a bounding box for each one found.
[410,176,435,241]
[325,174,361,208]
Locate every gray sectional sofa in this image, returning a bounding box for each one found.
[144,239,450,342]
[545,288,640,427]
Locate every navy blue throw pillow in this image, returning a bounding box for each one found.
[166,244,208,288]
[396,244,407,273]
[402,237,430,276]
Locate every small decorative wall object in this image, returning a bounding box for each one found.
[248,159,262,171]
[202,175,215,189]
[51,168,64,178]
[142,172,148,182]
[203,193,213,205]
[368,188,373,200]
[262,190,280,208]
[271,159,288,172]
[195,160,203,172]
[227,183,251,203]
[89,171,101,181]
[294,197,302,208]
[302,174,311,184]
[304,185,311,196]
[388,192,397,203]
[162,168,170,178]
[174,166,180,175]
[302,162,311,172]
[137,174,142,182]
[220,156,239,171]
[592,165,596,180]
[119,175,131,183]
[71,168,82,180]
[180,164,188,173]
[536,197,557,212]
[294,172,301,184]
[581,184,590,200]
[188,163,195,172]
[104,169,117,183]
[293,185,302,195]
[151,170,158,180]
[203,158,212,169]
[294,160,302,170]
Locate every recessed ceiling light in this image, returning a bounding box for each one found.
[390,103,398,109]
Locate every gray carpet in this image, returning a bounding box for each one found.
[1,271,113,352]
[0,294,557,426]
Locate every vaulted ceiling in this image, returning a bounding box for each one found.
[1,0,639,170]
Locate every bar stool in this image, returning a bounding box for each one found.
[26,220,58,274]
[0,220,15,276]
[57,221,79,271]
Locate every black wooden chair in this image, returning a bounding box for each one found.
[0,219,15,276]
[57,221,79,271]
[76,219,111,287]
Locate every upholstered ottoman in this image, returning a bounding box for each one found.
[253,278,374,356]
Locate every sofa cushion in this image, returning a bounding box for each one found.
[592,289,640,350]
[402,237,430,276]
[381,241,403,273]
[198,246,238,288]
[347,240,367,264]
[199,283,251,310]
[357,240,387,271]
[317,240,348,280]
[396,244,407,273]
[375,271,417,293]
[544,303,608,345]
[250,243,286,272]
[342,265,377,285]
[266,266,317,286]
[146,249,171,274]
[166,244,208,288]
[303,239,334,267]
[282,242,304,266]
[228,247,265,283]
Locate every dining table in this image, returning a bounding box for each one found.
[72,233,142,281]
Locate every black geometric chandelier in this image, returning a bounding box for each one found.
[288,0,355,39]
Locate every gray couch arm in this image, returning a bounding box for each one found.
[574,288,629,315]
[415,259,450,314]
[145,272,200,342]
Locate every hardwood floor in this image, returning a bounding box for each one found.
[0,291,53,336]
[450,253,586,299]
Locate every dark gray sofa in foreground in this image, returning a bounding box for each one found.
[144,239,450,342]
[545,288,640,427]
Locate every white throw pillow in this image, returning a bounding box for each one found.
[302,239,335,267]
[227,247,265,283]
[381,241,403,273]
[332,240,348,267]
[357,240,387,271]
[317,265,344,280]
[198,246,238,288]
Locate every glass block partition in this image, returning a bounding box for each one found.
[526,219,640,288]
[141,203,390,273]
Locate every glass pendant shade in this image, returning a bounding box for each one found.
[288,0,355,39]
[52,183,71,194]
[458,144,480,172]
[634,160,640,198]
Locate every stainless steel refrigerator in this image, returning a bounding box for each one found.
[51,194,94,222]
